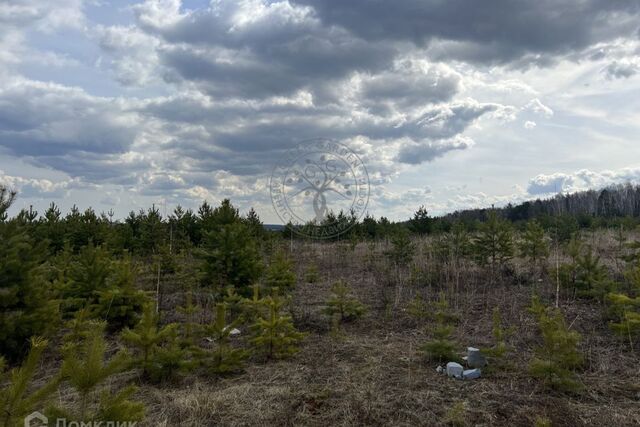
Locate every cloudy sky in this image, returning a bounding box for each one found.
[1,0,640,222]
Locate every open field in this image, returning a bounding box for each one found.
[117,232,639,426]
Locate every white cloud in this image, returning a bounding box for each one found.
[524,98,554,118]
[527,166,640,195]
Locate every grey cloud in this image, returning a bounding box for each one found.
[133,1,397,99]
[0,81,138,158]
[395,136,473,164]
[291,0,640,64]
[359,62,461,111]
[603,60,640,79]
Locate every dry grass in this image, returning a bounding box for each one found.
[125,233,640,426]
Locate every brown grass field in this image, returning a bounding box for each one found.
[120,230,637,427]
[44,230,640,426]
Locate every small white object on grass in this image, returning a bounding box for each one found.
[462,368,481,380]
[446,362,464,379]
[467,347,487,368]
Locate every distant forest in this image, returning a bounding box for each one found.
[2,184,639,255]
[441,183,640,231]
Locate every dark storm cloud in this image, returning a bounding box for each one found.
[291,0,640,63]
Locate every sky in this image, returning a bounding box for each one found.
[1,0,639,223]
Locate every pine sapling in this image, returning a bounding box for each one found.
[250,296,306,360]
[177,288,201,348]
[606,292,640,348]
[304,264,320,283]
[202,303,247,374]
[528,297,583,392]
[0,338,61,427]
[323,280,367,323]
[420,293,459,363]
[120,304,178,380]
[265,250,297,292]
[406,293,430,323]
[519,220,550,273]
[51,322,144,423]
[94,256,147,331]
[482,308,513,370]
[241,284,268,324]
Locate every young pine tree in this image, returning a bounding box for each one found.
[264,250,297,293]
[385,228,416,269]
[420,293,459,363]
[120,304,180,381]
[0,187,59,361]
[250,296,306,360]
[241,284,268,325]
[177,288,202,348]
[303,263,320,284]
[472,211,514,277]
[519,220,550,270]
[482,308,512,368]
[574,246,615,301]
[62,242,112,313]
[197,221,263,297]
[94,256,147,332]
[202,303,247,374]
[323,280,367,323]
[0,338,61,427]
[406,293,430,323]
[606,264,640,346]
[409,206,432,235]
[51,323,145,423]
[528,297,583,392]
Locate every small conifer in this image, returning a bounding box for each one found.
[323,280,367,323]
[51,323,144,423]
[528,297,583,392]
[0,338,61,427]
[120,304,178,380]
[420,293,458,362]
[265,250,297,291]
[202,303,247,374]
[250,296,306,359]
